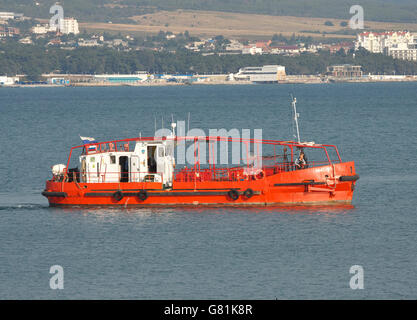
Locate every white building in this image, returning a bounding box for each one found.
[234,65,286,83]
[19,37,33,44]
[31,24,48,34]
[387,43,417,61]
[0,12,23,20]
[0,12,16,20]
[225,40,244,51]
[355,31,414,53]
[0,76,19,85]
[94,73,149,84]
[59,18,79,35]
[242,46,263,55]
[355,31,417,61]
[78,39,101,47]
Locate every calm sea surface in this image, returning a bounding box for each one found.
[0,83,416,299]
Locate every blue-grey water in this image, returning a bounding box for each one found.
[0,83,416,299]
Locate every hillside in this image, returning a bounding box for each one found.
[80,10,417,40]
[1,0,417,23]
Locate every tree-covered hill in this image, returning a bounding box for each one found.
[1,42,417,80]
[0,0,416,23]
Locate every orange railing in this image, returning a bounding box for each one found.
[173,160,333,182]
[68,171,164,184]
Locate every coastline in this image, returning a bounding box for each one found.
[3,75,417,88]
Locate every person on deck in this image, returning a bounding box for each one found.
[295,151,307,169]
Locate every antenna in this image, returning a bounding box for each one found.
[171,122,177,137]
[170,114,176,137]
[291,94,301,143]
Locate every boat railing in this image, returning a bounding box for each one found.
[60,170,165,184]
[65,136,342,175]
[173,160,335,182]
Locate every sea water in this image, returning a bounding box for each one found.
[0,83,416,299]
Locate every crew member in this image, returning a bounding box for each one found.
[295,151,307,169]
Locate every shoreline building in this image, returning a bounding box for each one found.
[234,65,286,83]
[327,64,363,78]
[0,76,19,85]
[94,73,149,84]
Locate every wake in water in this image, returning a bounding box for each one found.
[0,204,48,211]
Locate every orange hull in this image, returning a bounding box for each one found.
[42,162,358,207]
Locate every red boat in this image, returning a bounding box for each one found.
[42,99,359,207]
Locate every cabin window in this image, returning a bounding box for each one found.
[110,155,116,164]
[158,146,165,157]
[90,157,95,162]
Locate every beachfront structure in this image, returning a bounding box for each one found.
[0,76,19,85]
[59,18,79,35]
[94,73,149,84]
[48,78,71,85]
[327,64,363,78]
[234,65,286,83]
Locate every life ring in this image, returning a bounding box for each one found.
[228,189,239,201]
[138,190,148,201]
[113,191,124,202]
[243,188,254,199]
[255,170,265,180]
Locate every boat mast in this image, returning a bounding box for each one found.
[291,95,301,143]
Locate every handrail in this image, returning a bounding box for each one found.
[173,160,333,182]
[57,171,164,184]
[65,136,342,174]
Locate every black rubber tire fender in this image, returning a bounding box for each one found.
[228,189,239,201]
[243,188,254,199]
[138,190,148,201]
[339,175,360,182]
[113,190,124,202]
